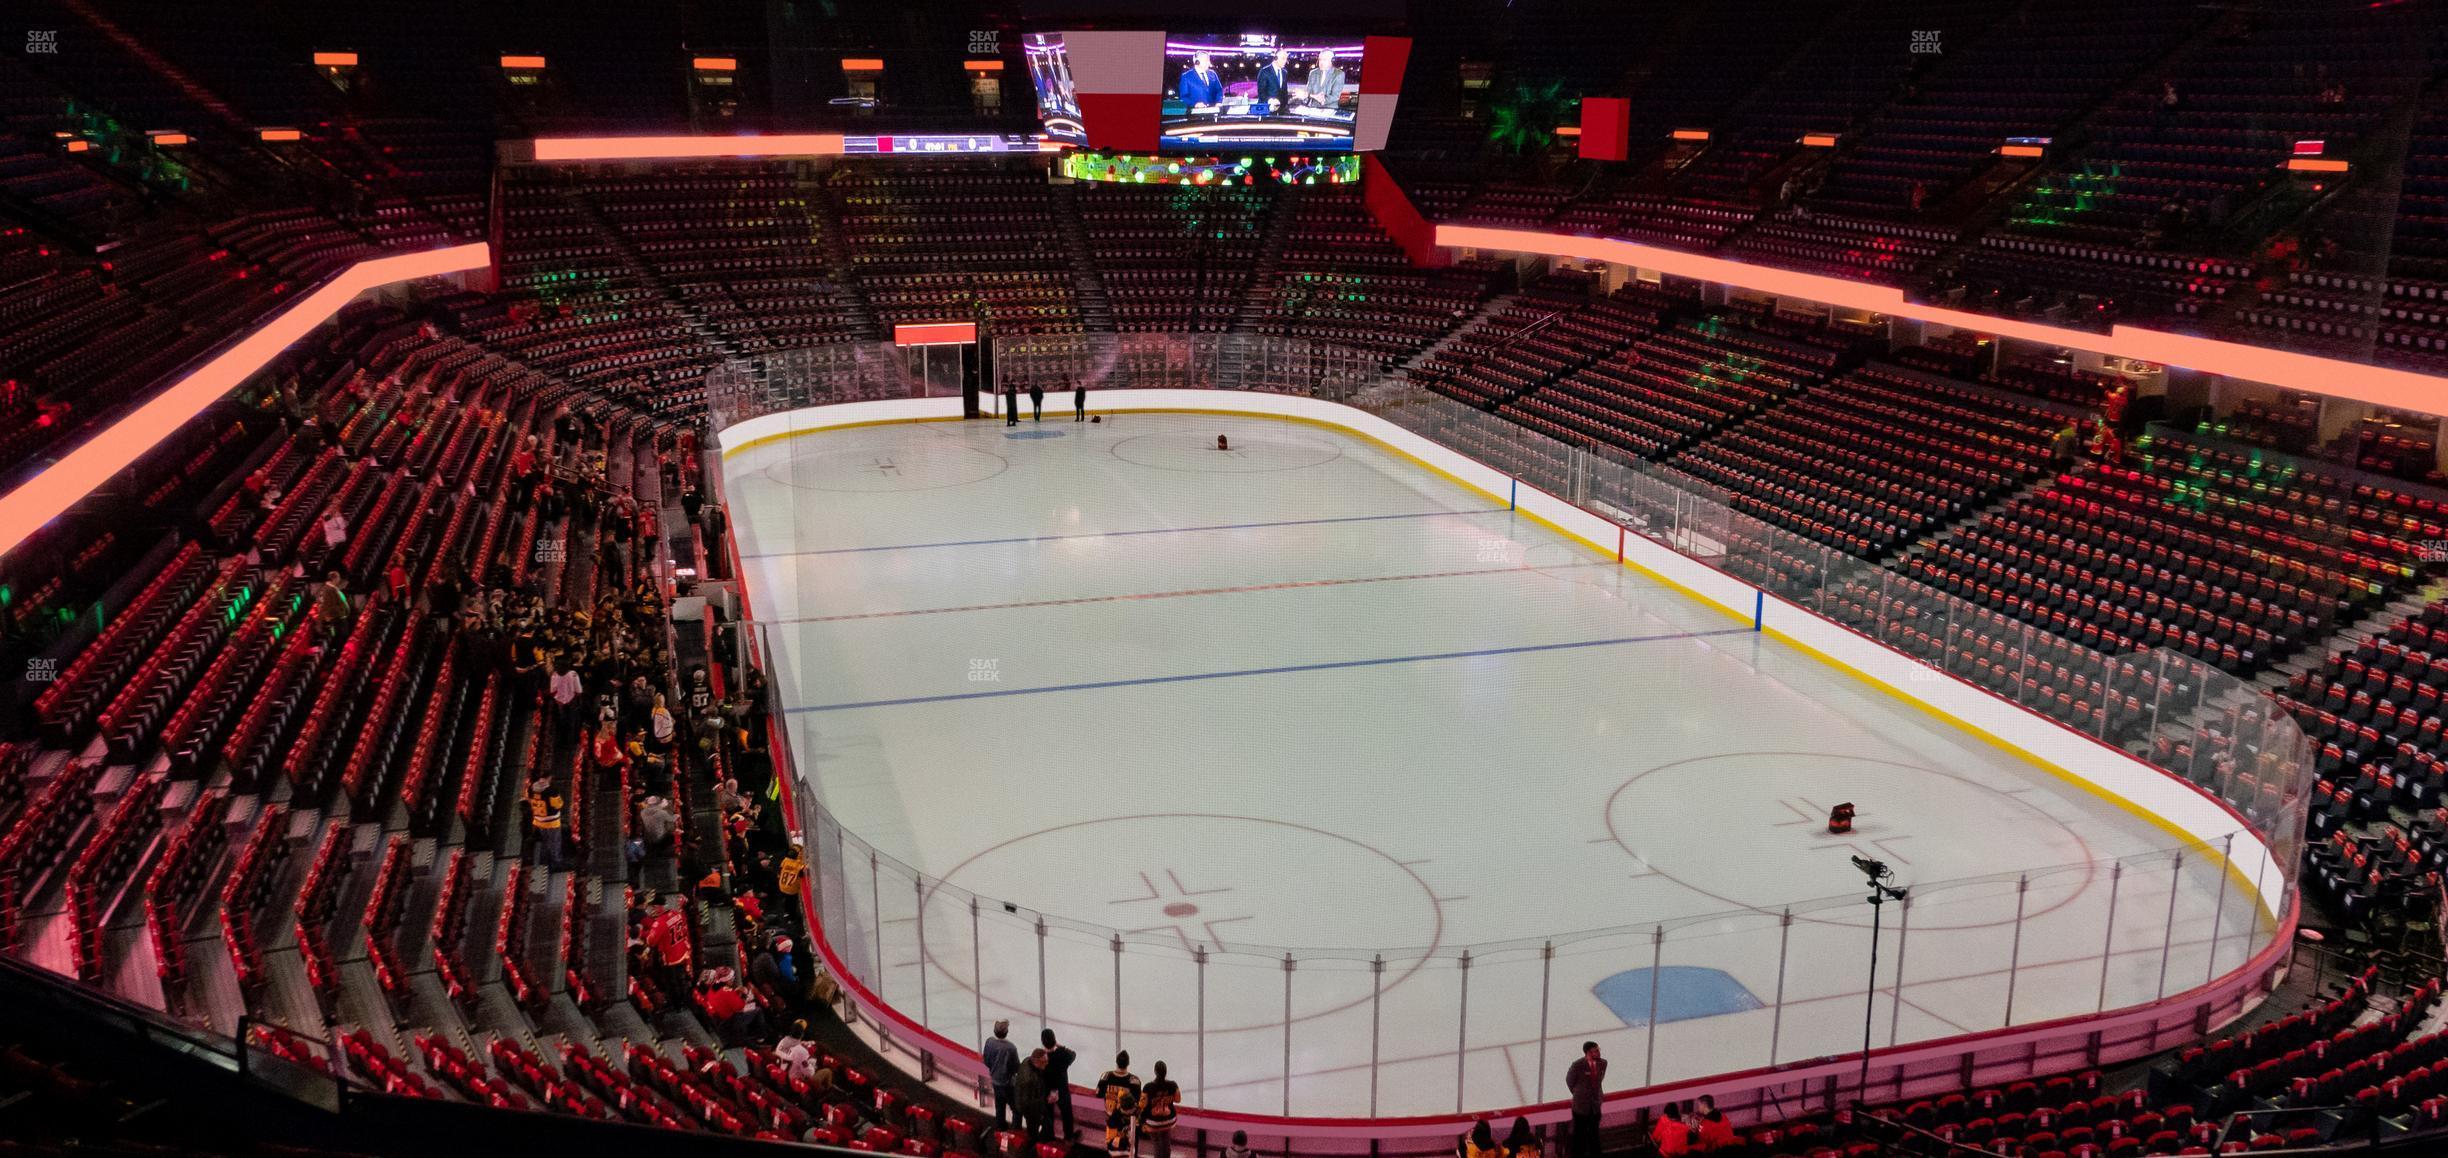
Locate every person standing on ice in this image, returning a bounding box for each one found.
[1565,1041,1606,1158]
[1030,380,1046,422]
[1074,382,1088,422]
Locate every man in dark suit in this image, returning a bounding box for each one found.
[1254,49,1289,117]
[1178,51,1224,113]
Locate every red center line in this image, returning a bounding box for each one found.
[778,560,1617,623]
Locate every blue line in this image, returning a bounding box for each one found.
[1753,590,1764,632]
[739,506,1506,560]
[786,626,1754,713]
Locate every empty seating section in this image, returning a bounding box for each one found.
[582,165,871,353]
[1724,211,1953,284]
[473,171,722,409]
[1076,184,1267,332]
[1681,361,2061,559]
[1410,272,1663,407]
[1444,182,1575,228]
[1907,429,2442,675]
[1495,306,1808,461]
[2312,102,2448,280]
[1939,235,2245,327]
[2007,2,2431,246]
[2235,269,2448,374]
[2286,598,2448,850]
[832,163,1080,335]
[1252,187,1494,356]
[1813,1,2204,214]
[1981,355,2124,410]
[1676,0,2018,202]
[1549,193,1754,250]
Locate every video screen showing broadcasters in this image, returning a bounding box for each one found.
[1023,32,1363,151]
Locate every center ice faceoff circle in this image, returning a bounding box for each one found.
[1109,430,1344,473]
[931,814,1445,1034]
[1606,752,2097,929]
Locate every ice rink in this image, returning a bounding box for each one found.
[724,410,2269,1118]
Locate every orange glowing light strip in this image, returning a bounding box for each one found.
[2286,157,2349,173]
[1554,126,1582,137]
[1800,133,1839,147]
[312,51,358,67]
[530,134,848,162]
[1435,224,2448,414]
[149,132,189,146]
[0,243,490,561]
[693,56,738,71]
[1999,144,2044,158]
[963,59,1005,71]
[64,139,90,153]
[893,321,978,345]
[259,128,302,142]
[842,58,885,71]
[1670,129,1711,142]
[501,54,548,69]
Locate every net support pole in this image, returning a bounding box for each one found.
[1644,925,1663,1085]
[1455,950,1471,1113]
[2097,862,2124,1013]
[1281,955,1295,1116]
[970,899,984,1042]
[1369,955,1385,1117]
[2156,853,2184,1000]
[1887,894,1912,1047]
[2207,834,2235,983]
[1769,909,1793,1066]
[2002,875,2031,1027]
[1535,940,1554,1102]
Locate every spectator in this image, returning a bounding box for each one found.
[1565,1041,1606,1158]
[549,660,584,743]
[1104,1088,1138,1158]
[1096,1052,1140,1155]
[2050,421,2081,467]
[525,778,567,870]
[1016,1049,1051,1141]
[1504,1119,1540,1158]
[591,720,628,775]
[1461,1119,1503,1158]
[1041,1029,1078,1140]
[984,1020,1021,1129]
[1691,1096,1735,1151]
[776,843,806,897]
[321,505,348,552]
[1649,1103,1690,1157]
[774,1030,816,1083]
[641,793,680,847]
[649,693,677,751]
[1224,1130,1254,1158]
[315,572,351,636]
[644,894,693,996]
[1141,1060,1180,1158]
